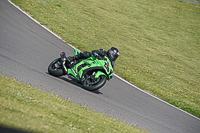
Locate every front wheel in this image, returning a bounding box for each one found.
[83,74,106,91]
[48,58,64,77]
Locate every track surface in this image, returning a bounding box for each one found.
[0,0,200,133]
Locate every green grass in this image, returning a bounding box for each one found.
[0,74,147,133]
[193,0,200,2]
[10,0,200,118]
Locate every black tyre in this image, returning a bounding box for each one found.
[48,58,64,77]
[83,73,106,91]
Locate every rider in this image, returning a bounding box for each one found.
[64,47,119,70]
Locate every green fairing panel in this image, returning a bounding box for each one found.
[95,71,107,78]
[68,49,113,81]
[68,69,78,79]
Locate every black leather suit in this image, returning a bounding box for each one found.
[66,49,116,68]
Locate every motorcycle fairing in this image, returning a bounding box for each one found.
[69,58,112,80]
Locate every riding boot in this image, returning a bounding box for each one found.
[66,56,75,68]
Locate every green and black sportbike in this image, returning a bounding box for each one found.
[48,49,113,91]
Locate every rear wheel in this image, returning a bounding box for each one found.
[48,58,64,77]
[82,71,106,91]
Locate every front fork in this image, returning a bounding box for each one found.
[60,52,68,74]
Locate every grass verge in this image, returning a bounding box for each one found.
[0,74,147,133]
[10,0,200,118]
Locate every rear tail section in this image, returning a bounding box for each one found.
[74,49,81,56]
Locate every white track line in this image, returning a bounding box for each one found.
[8,0,200,120]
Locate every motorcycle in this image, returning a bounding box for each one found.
[48,49,113,91]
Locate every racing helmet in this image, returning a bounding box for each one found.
[107,47,119,61]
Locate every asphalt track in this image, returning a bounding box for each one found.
[0,0,200,133]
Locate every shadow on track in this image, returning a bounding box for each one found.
[59,76,103,94]
[47,73,103,94]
